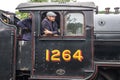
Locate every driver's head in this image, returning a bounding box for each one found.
[46,11,56,22]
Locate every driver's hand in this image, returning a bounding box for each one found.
[44,29,53,35]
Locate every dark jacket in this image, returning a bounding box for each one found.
[41,18,59,35]
[17,18,32,40]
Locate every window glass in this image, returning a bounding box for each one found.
[65,13,84,36]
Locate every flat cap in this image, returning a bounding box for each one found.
[46,11,56,16]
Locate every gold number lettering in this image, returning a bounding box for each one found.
[51,50,60,62]
[62,50,71,62]
[45,49,50,62]
[73,50,83,62]
[45,49,84,62]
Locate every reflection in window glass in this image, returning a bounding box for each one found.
[65,13,84,36]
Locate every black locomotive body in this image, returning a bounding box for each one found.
[0,2,120,80]
[94,14,120,80]
[94,14,120,61]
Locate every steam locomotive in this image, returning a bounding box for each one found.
[0,2,120,80]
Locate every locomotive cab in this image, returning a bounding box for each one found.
[16,2,95,80]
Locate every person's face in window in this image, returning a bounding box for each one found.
[29,13,32,19]
[47,16,56,22]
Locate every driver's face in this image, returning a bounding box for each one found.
[47,16,56,22]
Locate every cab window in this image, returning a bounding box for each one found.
[40,11,61,36]
[64,13,84,36]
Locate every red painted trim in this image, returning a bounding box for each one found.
[91,26,94,69]
[31,12,35,75]
[13,29,17,80]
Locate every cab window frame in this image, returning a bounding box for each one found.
[39,11,62,39]
[63,11,86,38]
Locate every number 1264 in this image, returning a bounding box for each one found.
[45,49,84,62]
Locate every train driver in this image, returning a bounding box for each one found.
[41,11,59,36]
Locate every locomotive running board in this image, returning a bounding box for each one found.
[95,61,120,66]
